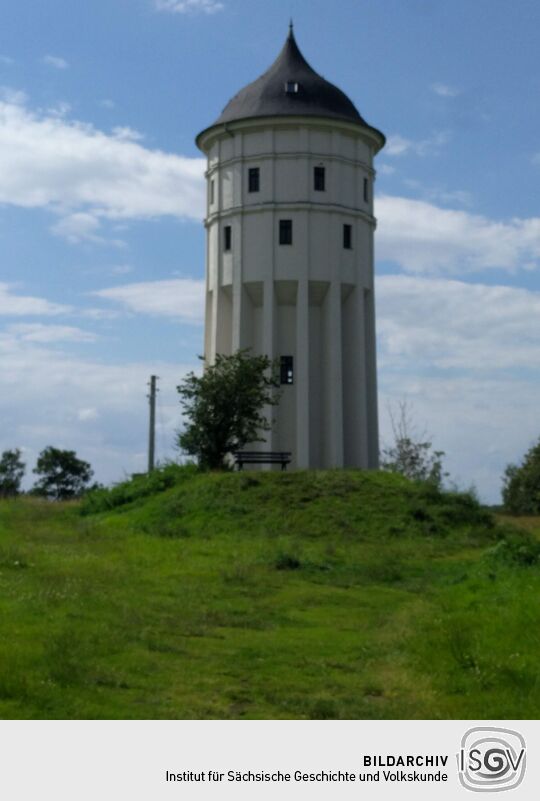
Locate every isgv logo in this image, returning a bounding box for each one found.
[458,727,526,792]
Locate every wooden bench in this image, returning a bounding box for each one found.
[234,451,292,471]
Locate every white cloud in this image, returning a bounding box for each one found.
[51,211,127,247]
[155,0,224,13]
[0,86,26,104]
[77,407,99,422]
[377,164,396,176]
[93,278,205,323]
[0,95,206,225]
[431,189,473,207]
[376,195,540,274]
[47,101,72,118]
[100,99,115,109]
[385,132,449,157]
[6,323,97,344]
[0,55,14,66]
[402,180,473,208]
[111,126,144,142]
[51,212,105,243]
[43,55,69,70]
[0,284,69,316]
[377,275,540,371]
[431,83,460,98]
[385,135,412,157]
[80,307,123,321]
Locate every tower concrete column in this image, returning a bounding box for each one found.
[342,284,369,468]
[231,221,243,352]
[208,274,219,364]
[296,278,309,467]
[327,280,344,467]
[365,287,379,468]
[262,278,276,451]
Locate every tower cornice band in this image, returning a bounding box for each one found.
[197,114,385,155]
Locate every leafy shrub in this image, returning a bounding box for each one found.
[380,401,449,489]
[503,439,540,515]
[486,528,540,567]
[80,463,198,515]
[177,350,280,470]
[407,486,494,538]
[0,449,25,497]
[435,490,494,528]
[32,447,93,500]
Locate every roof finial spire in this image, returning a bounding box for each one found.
[288,18,294,38]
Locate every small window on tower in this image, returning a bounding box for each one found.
[224,225,232,252]
[363,177,369,203]
[248,167,260,193]
[210,179,215,204]
[343,224,352,250]
[314,166,325,191]
[280,356,294,385]
[279,219,293,245]
[285,81,299,94]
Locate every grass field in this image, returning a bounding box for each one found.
[0,466,539,719]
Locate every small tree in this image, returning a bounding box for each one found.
[380,401,448,488]
[502,439,540,515]
[0,448,25,497]
[32,447,94,500]
[177,350,281,470]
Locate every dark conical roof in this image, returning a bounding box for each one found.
[197,26,384,144]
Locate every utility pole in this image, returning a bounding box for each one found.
[148,375,158,472]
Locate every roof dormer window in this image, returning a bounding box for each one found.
[285,81,299,94]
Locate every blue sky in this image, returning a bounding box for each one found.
[0,0,539,501]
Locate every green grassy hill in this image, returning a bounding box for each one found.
[1,467,539,719]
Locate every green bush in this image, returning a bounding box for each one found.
[80,463,198,515]
[435,490,494,528]
[486,528,540,567]
[406,485,494,539]
[503,439,540,515]
[380,401,448,489]
[32,446,93,500]
[0,449,25,497]
[177,350,280,470]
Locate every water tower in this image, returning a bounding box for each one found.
[196,25,385,468]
